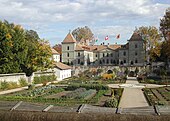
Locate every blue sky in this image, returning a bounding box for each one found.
[0,0,169,46]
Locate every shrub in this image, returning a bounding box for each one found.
[28,84,35,90]
[0,81,19,90]
[19,78,28,87]
[0,81,9,90]
[102,74,114,80]
[33,75,56,84]
[104,98,118,108]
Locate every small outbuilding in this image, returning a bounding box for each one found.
[53,62,72,81]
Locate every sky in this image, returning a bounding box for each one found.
[0,0,169,46]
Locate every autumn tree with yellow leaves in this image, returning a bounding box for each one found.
[0,20,52,76]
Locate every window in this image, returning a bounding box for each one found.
[100,60,102,64]
[111,53,113,57]
[103,53,105,57]
[78,59,80,64]
[124,59,126,63]
[96,54,97,57]
[103,59,105,64]
[67,53,69,57]
[120,61,123,65]
[78,52,80,57]
[67,46,69,50]
[117,60,119,64]
[135,44,138,48]
[135,51,138,56]
[135,59,138,63]
[123,51,126,56]
[107,59,109,64]
[107,53,109,57]
[113,60,116,64]
[111,59,113,64]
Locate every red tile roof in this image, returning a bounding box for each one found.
[62,32,76,44]
[51,48,59,54]
[54,62,72,70]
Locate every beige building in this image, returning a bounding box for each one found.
[61,32,145,67]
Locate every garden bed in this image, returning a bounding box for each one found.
[143,87,170,106]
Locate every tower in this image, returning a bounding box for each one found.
[61,32,77,65]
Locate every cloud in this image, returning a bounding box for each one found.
[0,0,169,45]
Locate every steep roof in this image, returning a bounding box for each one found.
[51,48,59,54]
[54,62,72,70]
[129,32,143,41]
[62,32,76,44]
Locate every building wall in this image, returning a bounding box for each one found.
[0,73,27,84]
[128,41,144,66]
[118,49,129,66]
[52,54,60,62]
[62,43,76,64]
[54,68,71,81]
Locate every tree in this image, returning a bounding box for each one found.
[22,37,52,76]
[135,26,161,62]
[160,7,170,41]
[0,20,27,74]
[0,20,52,76]
[72,26,94,41]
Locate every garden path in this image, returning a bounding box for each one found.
[118,77,149,108]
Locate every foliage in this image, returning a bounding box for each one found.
[102,74,115,80]
[104,98,118,108]
[0,20,27,74]
[67,84,109,91]
[62,88,86,99]
[160,7,170,41]
[19,78,28,87]
[161,40,170,60]
[0,20,53,76]
[72,26,93,41]
[135,26,161,61]
[0,81,19,90]
[33,75,56,84]
[75,89,97,100]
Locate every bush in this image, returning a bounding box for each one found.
[104,98,118,108]
[33,75,56,84]
[0,81,9,90]
[19,78,28,87]
[0,81,19,90]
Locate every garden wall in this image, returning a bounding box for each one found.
[0,73,26,83]
[0,71,55,84]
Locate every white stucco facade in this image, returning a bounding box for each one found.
[53,68,71,81]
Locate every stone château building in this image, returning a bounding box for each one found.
[61,32,145,67]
